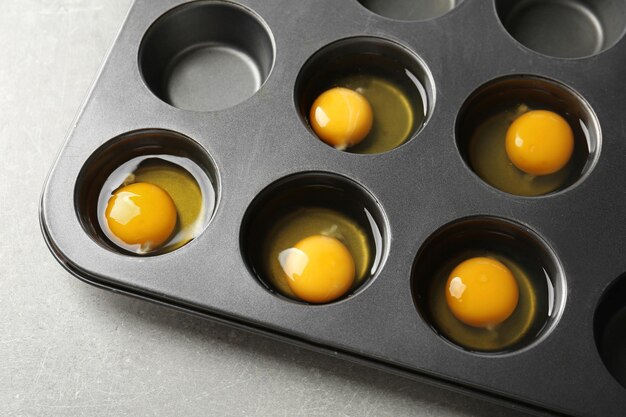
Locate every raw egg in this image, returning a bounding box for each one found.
[422,247,554,352]
[301,51,426,154]
[98,155,215,255]
[105,182,177,251]
[261,206,374,303]
[445,257,519,328]
[246,180,385,304]
[468,103,588,196]
[505,110,574,175]
[310,87,373,150]
[414,217,560,352]
[280,235,356,303]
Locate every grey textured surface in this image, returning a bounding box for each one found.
[0,1,531,416]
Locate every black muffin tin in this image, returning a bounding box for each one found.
[40,0,626,415]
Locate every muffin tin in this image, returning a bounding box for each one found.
[40,0,626,415]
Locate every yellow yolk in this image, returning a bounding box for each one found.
[445,257,519,328]
[105,182,177,251]
[505,110,574,175]
[309,87,373,150]
[279,235,356,303]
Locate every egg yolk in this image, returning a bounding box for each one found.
[105,182,177,250]
[505,110,574,175]
[279,235,356,303]
[309,87,373,150]
[445,257,519,328]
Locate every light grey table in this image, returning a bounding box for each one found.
[0,1,532,416]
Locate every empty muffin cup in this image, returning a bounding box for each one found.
[241,172,388,304]
[412,217,565,353]
[595,273,626,389]
[496,0,626,58]
[139,1,275,111]
[75,129,219,256]
[357,0,463,21]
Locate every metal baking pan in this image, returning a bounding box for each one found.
[40,0,626,415]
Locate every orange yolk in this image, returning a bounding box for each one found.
[505,110,574,175]
[105,182,177,251]
[309,87,373,150]
[279,235,355,303]
[445,257,519,328]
